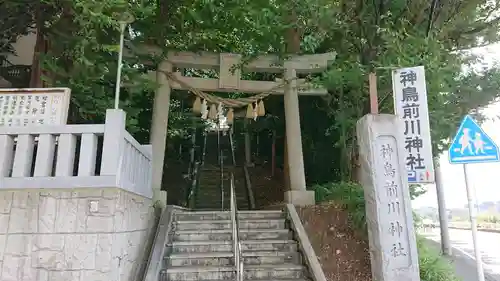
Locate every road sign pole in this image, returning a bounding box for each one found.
[434,158,452,256]
[463,164,485,281]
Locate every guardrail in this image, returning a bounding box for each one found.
[0,109,152,198]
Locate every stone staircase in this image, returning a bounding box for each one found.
[161,209,311,281]
[194,166,250,210]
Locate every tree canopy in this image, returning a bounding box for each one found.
[2,0,500,184]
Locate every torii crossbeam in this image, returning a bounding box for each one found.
[129,43,336,207]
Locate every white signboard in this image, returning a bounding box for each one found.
[392,66,434,183]
[0,88,71,127]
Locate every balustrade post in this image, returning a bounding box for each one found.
[100,109,127,181]
[0,135,14,177]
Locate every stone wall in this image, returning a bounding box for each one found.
[0,188,154,281]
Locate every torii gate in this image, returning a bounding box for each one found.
[136,46,336,207]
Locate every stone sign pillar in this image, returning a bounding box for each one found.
[356,114,420,281]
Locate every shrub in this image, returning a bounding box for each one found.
[313,181,459,281]
[417,237,459,281]
[313,181,367,232]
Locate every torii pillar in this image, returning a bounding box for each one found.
[150,60,172,208]
[283,63,313,205]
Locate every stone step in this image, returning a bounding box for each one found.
[192,202,248,209]
[196,193,247,197]
[191,207,248,211]
[166,251,301,267]
[169,240,298,254]
[241,240,298,252]
[173,219,286,231]
[195,189,247,195]
[189,202,251,210]
[193,200,249,206]
[164,264,305,280]
[197,179,230,183]
[194,194,247,201]
[175,210,284,221]
[173,229,291,241]
[191,208,253,212]
[194,193,247,201]
[243,251,301,266]
[196,188,247,193]
[197,179,244,184]
[166,252,234,267]
[192,199,248,206]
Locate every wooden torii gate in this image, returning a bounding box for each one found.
[138,46,336,207]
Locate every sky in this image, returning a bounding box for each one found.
[412,42,500,209]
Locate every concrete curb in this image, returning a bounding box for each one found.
[286,204,327,281]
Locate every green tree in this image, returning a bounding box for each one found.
[2,0,500,184]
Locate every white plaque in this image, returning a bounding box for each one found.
[0,88,71,127]
[357,114,420,281]
[392,66,434,183]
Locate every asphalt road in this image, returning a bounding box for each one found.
[422,228,500,280]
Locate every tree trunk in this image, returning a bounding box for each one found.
[29,3,49,88]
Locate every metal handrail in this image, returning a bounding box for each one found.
[228,128,256,210]
[201,131,208,165]
[187,125,197,177]
[186,161,200,208]
[185,132,206,208]
[243,165,256,210]
[228,127,243,281]
[230,173,244,281]
[228,128,237,168]
[217,125,225,210]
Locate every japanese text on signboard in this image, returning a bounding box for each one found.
[0,89,70,127]
[393,66,434,183]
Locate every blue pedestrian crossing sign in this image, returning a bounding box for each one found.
[448,115,500,164]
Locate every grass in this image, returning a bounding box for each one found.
[313,181,459,281]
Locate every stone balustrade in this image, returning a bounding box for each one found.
[0,109,156,281]
[0,109,152,199]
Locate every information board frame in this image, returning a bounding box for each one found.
[0,87,71,127]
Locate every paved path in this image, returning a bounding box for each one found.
[422,228,500,281]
